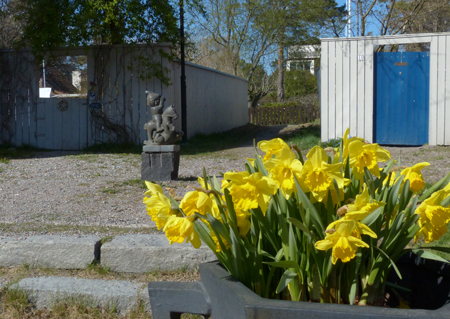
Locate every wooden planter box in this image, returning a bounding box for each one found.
[147,253,450,319]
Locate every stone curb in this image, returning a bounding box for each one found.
[11,276,150,315]
[0,234,217,315]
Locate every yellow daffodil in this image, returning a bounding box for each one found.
[334,128,365,163]
[163,215,201,248]
[235,208,252,236]
[264,146,303,199]
[299,146,345,203]
[315,219,372,264]
[143,182,175,230]
[223,171,278,213]
[180,190,215,217]
[344,187,385,221]
[211,233,231,252]
[400,162,430,193]
[258,138,290,162]
[414,190,450,243]
[348,140,390,180]
[327,219,377,239]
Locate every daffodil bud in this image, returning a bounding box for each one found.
[337,205,348,217]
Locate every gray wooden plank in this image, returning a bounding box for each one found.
[131,48,141,144]
[86,49,96,147]
[335,41,343,138]
[445,37,450,145]
[364,40,374,143]
[349,41,358,137]
[429,36,438,145]
[437,36,446,145]
[342,41,350,135]
[328,42,336,140]
[357,40,365,138]
[320,42,329,142]
[44,99,55,150]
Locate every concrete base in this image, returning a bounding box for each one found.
[141,147,180,181]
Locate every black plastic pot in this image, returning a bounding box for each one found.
[148,253,450,319]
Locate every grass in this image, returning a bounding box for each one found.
[181,123,264,155]
[0,143,48,159]
[281,124,321,150]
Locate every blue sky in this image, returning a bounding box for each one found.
[336,0,380,37]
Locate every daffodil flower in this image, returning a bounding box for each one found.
[180,190,217,218]
[299,146,345,203]
[400,162,430,193]
[348,140,390,180]
[258,138,290,162]
[315,219,374,264]
[163,215,201,248]
[333,128,365,163]
[264,146,303,199]
[223,171,278,213]
[143,182,175,230]
[414,190,450,243]
[344,187,385,221]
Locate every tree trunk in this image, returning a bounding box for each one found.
[277,40,284,102]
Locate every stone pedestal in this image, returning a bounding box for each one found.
[141,145,180,181]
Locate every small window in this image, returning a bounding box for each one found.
[39,55,87,98]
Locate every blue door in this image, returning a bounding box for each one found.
[374,52,429,145]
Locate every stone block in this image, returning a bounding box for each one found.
[141,150,180,181]
[12,277,147,315]
[101,234,216,273]
[0,235,100,269]
[142,145,180,153]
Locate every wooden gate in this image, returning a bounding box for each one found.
[374,52,430,145]
[35,98,89,150]
[248,104,319,126]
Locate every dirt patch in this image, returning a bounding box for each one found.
[0,124,448,237]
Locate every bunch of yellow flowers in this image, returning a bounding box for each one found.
[143,128,450,305]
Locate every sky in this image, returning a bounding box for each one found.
[336,0,381,37]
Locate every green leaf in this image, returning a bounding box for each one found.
[374,246,402,279]
[254,154,268,176]
[416,246,450,254]
[333,179,341,206]
[294,176,325,234]
[385,281,412,293]
[398,179,411,213]
[202,167,209,190]
[361,206,384,227]
[420,172,450,201]
[275,270,298,294]
[245,159,256,174]
[264,260,300,271]
[411,249,450,263]
[387,175,404,214]
[364,167,375,198]
[287,217,311,237]
[213,175,221,191]
[206,213,232,244]
[168,195,180,210]
[441,195,450,208]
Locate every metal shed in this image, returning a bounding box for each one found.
[320,32,450,146]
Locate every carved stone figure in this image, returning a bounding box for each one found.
[144,91,184,145]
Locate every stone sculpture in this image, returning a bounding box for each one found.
[143,91,184,145]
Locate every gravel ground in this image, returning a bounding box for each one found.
[1,125,450,237]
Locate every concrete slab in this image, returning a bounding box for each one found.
[142,145,180,152]
[0,235,101,269]
[11,276,147,315]
[101,234,216,273]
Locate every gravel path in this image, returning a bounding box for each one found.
[1,125,450,237]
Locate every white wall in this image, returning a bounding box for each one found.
[320,32,450,145]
